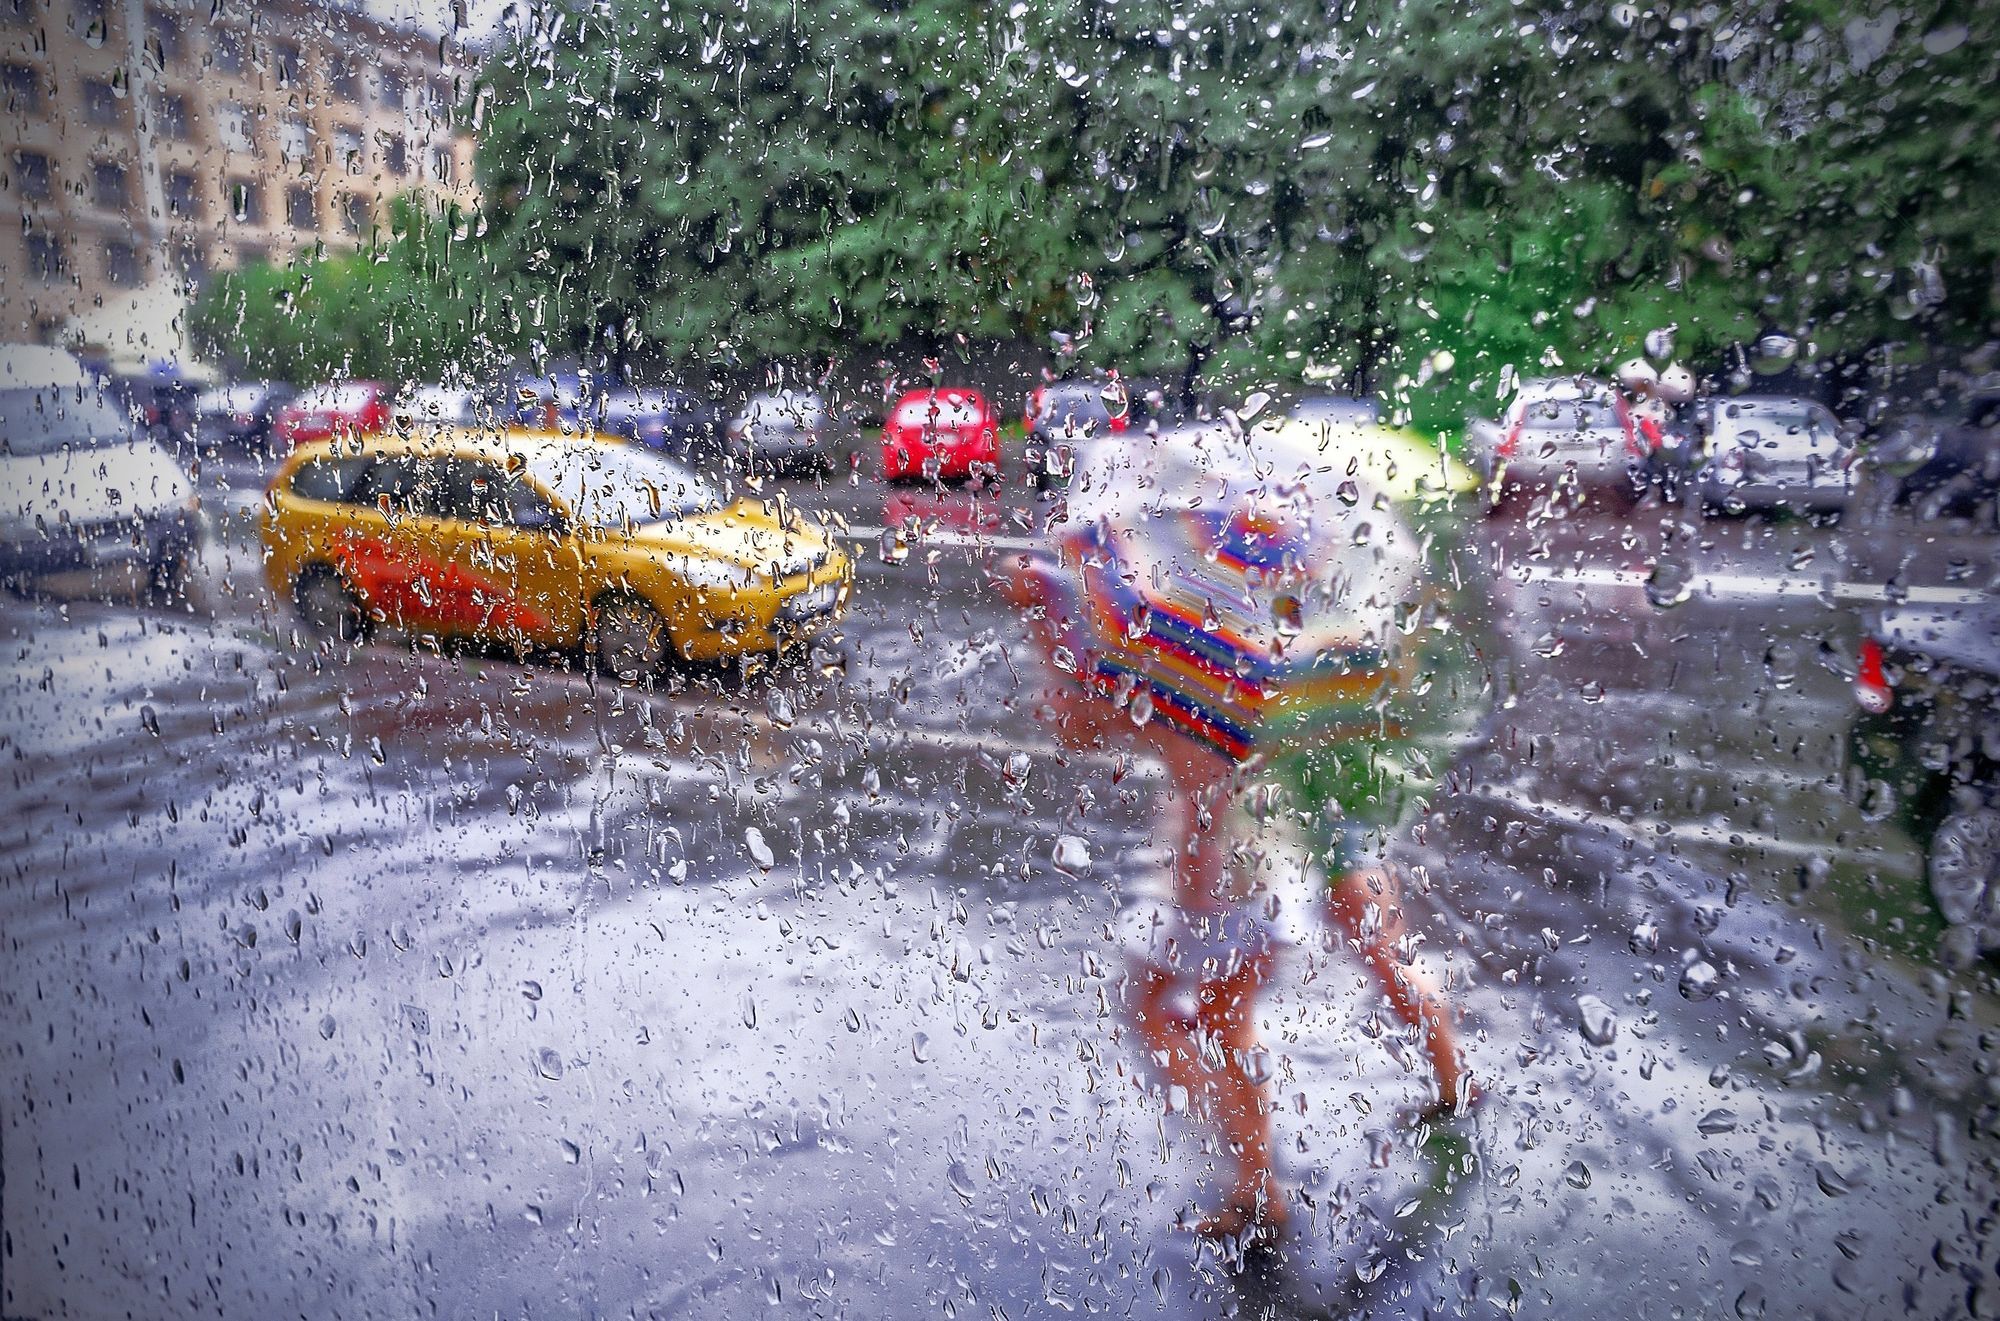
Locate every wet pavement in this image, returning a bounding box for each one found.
[3,442,1997,1318]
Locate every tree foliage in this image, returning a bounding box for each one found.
[201,1,1999,428]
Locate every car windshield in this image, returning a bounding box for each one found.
[895,393,983,427]
[195,385,269,413]
[0,385,133,456]
[520,442,721,526]
[296,384,377,413]
[1519,397,1622,431]
[1036,386,1113,426]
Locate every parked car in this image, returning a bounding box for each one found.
[1466,377,1639,510]
[881,387,999,483]
[0,344,199,598]
[275,381,392,451]
[260,428,852,679]
[604,387,724,464]
[511,367,603,432]
[109,360,213,444]
[192,381,296,454]
[394,384,490,428]
[1850,601,2000,965]
[1289,394,1383,427]
[1861,387,2000,526]
[1023,379,1136,491]
[728,389,832,474]
[1696,395,1855,516]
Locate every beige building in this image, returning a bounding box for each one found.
[0,0,478,360]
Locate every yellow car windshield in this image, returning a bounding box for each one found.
[521,442,722,528]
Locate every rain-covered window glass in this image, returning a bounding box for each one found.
[6,2,2000,1318]
[81,76,119,124]
[88,158,125,211]
[11,148,50,200]
[1,59,41,113]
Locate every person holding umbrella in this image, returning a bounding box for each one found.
[996,415,1477,1240]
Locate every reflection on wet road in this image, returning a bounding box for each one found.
[2,463,1995,1318]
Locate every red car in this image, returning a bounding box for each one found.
[881,387,999,483]
[274,381,392,451]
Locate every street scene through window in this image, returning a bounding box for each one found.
[1,1,1997,1317]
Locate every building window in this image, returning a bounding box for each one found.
[285,183,314,230]
[379,67,405,111]
[212,29,246,75]
[328,55,358,102]
[103,240,140,286]
[237,243,269,267]
[143,8,181,70]
[382,134,407,177]
[2,62,42,115]
[219,99,253,153]
[340,193,368,236]
[228,178,262,224]
[334,124,363,174]
[279,117,310,163]
[171,242,205,289]
[164,169,200,219]
[83,77,120,124]
[26,234,64,283]
[13,150,51,201]
[90,159,127,210]
[272,40,301,88]
[153,92,191,140]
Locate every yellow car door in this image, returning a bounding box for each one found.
[423,457,587,648]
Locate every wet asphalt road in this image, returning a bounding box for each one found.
[3,442,1998,1319]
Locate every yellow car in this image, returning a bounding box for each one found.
[260,428,853,679]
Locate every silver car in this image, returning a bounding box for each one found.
[1697,396,1854,515]
[1467,378,1639,509]
[727,389,830,474]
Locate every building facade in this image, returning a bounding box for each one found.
[0,0,478,358]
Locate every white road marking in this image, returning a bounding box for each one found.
[1507,562,1992,607]
[838,524,1044,552]
[1467,781,1915,867]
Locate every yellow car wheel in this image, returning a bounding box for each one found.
[590,592,669,685]
[293,565,370,644]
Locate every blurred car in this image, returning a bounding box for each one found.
[1466,377,1639,510]
[511,367,602,432]
[260,428,851,679]
[275,381,392,451]
[109,360,215,444]
[192,381,296,454]
[1023,379,1141,491]
[1289,394,1382,427]
[601,386,724,463]
[881,387,998,483]
[728,389,831,474]
[1696,395,1855,516]
[394,384,489,428]
[0,344,199,597]
[1850,601,2000,964]
[1862,387,2000,526]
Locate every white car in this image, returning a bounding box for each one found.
[0,345,199,597]
[1696,396,1855,515]
[393,383,488,427]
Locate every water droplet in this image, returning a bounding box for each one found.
[1814,1162,1855,1197]
[535,1048,565,1081]
[1563,1160,1592,1189]
[1576,994,1618,1046]
[1052,835,1091,876]
[317,1014,336,1040]
[911,1031,932,1063]
[520,980,543,1001]
[1629,921,1660,955]
[1646,559,1694,609]
[1679,959,1722,1001]
[560,1139,581,1165]
[745,827,775,871]
[1697,1108,1738,1137]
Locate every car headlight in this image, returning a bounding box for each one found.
[674,557,761,592]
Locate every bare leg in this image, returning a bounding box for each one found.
[1129,955,1284,1235]
[1324,864,1466,1112]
